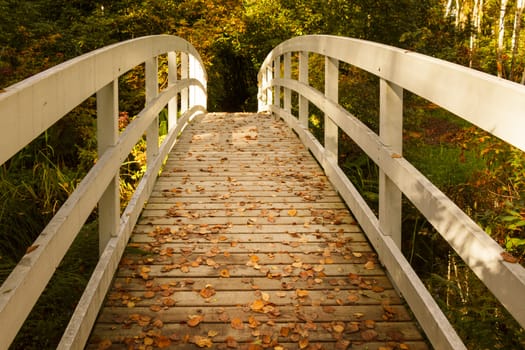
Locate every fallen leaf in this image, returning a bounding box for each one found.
[225,336,238,348]
[333,323,345,333]
[335,339,351,349]
[361,329,379,341]
[97,339,112,350]
[501,251,519,263]
[295,337,308,349]
[192,335,213,348]
[188,314,204,327]
[162,297,176,306]
[231,318,244,330]
[391,153,402,158]
[288,208,297,217]
[220,269,231,278]
[144,291,156,299]
[144,337,154,346]
[251,299,265,312]
[25,245,39,254]
[200,285,216,298]
[364,261,375,270]
[364,319,375,329]
[208,330,219,337]
[156,335,171,348]
[296,289,309,297]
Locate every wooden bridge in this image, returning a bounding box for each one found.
[1,35,525,350]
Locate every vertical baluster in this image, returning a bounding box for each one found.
[145,57,159,168]
[267,60,274,107]
[181,52,189,114]
[298,51,308,126]
[324,56,339,160]
[284,52,291,113]
[97,80,119,255]
[379,79,403,248]
[167,51,178,131]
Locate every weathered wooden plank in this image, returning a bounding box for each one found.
[87,113,428,350]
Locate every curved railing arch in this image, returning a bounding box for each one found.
[258,34,525,350]
[0,35,207,349]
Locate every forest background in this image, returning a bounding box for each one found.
[1,0,525,348]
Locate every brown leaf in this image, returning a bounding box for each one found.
[199,285,216,298]
[188,314,204,327]
[143,291,156,299]
[25,245,39,254]
[162,297,176,306]
[335,339,351,349]
[150,304,162,312]
[97,339,112,350]
[364,319,376,329]
[364,261,375,270]
[299,337,309,349]
[231,317,244,330]
[361,329,379,341]
[501,251,519,263]
[156,335,171,348]
[220,269,231,278]
[225,336,238,348]
[347,293,360,303]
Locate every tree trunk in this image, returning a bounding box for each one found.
[497,0,509,78]
[470,0,481,67]
[510,0,525,81]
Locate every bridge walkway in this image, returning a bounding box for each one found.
[87,112,429,350]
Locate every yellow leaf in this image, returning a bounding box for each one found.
[288,208,297,217]
[251,299,265,312]
[296,289,309,297]
[220,269,230,278]
[231,317,244,330]
[192,335,212,348]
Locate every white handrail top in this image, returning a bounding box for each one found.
[260,35,525,153]
[0,35,207,166]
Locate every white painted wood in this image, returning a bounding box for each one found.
[298,51,309,126]
[146,57,160,165]
[57,104,205,350]
[379,79,403,248]
[260,35,525,153]
[283,52,292,112]
[270,105,466,350]
[324,56,339,160]
[167,51,178,130]
[96,80,120,255]
[268,76,525,330]
[0,35,207,349]
[181,52,189,113]
[0,35,207,166]
[258,34,525,346]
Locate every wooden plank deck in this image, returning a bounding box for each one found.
[87,113,429,350]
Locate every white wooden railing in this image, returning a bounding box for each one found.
[0,35,207,349]
[258,34,525,350]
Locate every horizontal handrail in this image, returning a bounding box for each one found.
[0,35,207,349]
[258,34,525,350]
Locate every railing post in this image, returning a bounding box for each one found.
[298,51,309,126]
[181,52,189,114]
[266,60,274,107]
[379,79,403,248]
[167,51,178,130]
[189,54,206,110]
[145,57,159,166]
[283,52,291,113]
[96,80,119,255]
[324,56,339,160]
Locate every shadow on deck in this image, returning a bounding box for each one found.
[87,112,429,350]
